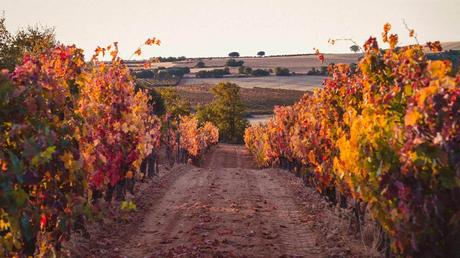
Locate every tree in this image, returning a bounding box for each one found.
[228,52,240,58]
[197,82,249,143]
[196,60,205,68]
[0,17,12,69]
[156,88,191,118]
[257,51,265,57]
[350,45,360,53]
[0,18,56,71]
[135,82,166,116]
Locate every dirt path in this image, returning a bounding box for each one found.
[82,144,372,257]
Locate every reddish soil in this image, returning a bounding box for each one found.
[70,144,376,257]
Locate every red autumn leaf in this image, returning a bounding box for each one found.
[427,41,442,52]
[40,213,47,230]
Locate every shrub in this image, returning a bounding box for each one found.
[251,69,270,76]
[135,69,156,78]
[257,51,265,57]
[238,66,252,75]
[167,67,190,77]
[274,67,290,76]
[226,58,244,67]
[306,67,328,75]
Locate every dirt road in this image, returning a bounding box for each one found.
[78,144,371,257]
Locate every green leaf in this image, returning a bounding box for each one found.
[31,146,56,166]
[14,188,28,208]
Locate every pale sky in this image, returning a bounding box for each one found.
[2,0,459,59]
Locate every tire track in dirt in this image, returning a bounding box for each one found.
[248,169,323,256]
[118,167,209,256]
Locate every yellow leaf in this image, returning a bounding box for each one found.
[405,109,421,126]
[417,85,438,107]
[428,60,451,79]
[60,151,74,170]
[307,151,316,165]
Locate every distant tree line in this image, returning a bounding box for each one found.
[196,67,230,78]
[134,67,190,80]
[158,56,187,62]
[238,66,271,77]
[306,66,328,76]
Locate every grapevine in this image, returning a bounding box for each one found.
[0,39,165,255]
[244,24,460,256]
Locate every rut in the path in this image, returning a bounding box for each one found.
[105,144,371,258]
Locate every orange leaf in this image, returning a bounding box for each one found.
[382,23,391,43]
[383,23,391,33]
[110,50,118,60]
[409,29,415,37]
[405,109,421,126]
[389,34,398,49]
[134,48,142,56]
